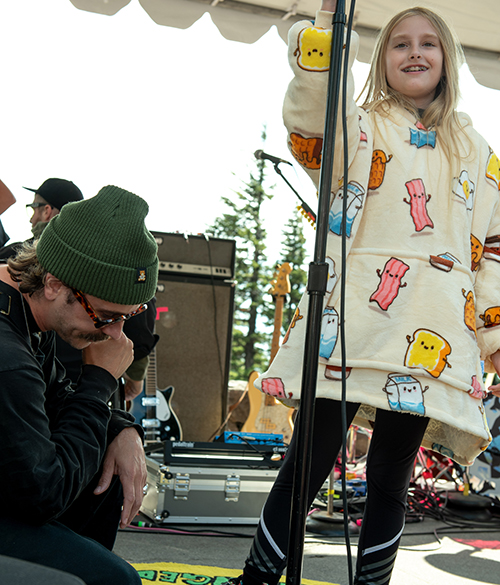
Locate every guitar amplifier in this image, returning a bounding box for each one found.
[164,440,287,469]
[152,231,236,280]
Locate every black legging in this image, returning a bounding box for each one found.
[244,398,429,585]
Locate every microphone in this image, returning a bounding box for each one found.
[254,149,292,166]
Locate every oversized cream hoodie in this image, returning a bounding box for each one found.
[255,11,500,465]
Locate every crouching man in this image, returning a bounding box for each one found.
[0,185,158,585]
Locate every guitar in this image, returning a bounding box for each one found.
[129,345,183,443]
[241,263,294,443]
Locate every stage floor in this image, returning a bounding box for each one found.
[115,514,500,585]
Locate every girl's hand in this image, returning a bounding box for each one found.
[320,0,337,12]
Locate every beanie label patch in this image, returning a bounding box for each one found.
[136,268,147,284]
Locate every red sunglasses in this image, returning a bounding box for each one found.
[70,288,147,329]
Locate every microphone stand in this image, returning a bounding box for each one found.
[285,4,349,585]
[270,163,317,224]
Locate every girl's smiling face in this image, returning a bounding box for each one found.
[385,15,444,109]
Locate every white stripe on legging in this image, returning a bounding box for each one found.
[362,525,404,557]
[260,512,286,560]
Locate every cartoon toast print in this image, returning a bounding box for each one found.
[289,132,322,169]
[329,181,365,237]
[283,307,304,345]
[404,179,434,232]
[453,170,475,211]
[462,289,476,335]
[294,26,331,72]
[470,234,483,272]
[383,373,428,415]
[369,257,410,311]
[479,306,500,328]
[486,149,500,190]
[319,306,339,359]
[404,329,452,378]
[409,122,436,148]
[368,150,393,190]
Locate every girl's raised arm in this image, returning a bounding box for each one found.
[320,0,337,12]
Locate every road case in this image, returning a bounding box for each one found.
[141,454,280,524]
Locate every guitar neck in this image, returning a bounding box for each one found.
[270,296,284,364]
[144,347,158,421]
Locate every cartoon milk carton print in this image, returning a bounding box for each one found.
[404,329,452,378]
[369,257,410,310]
[453,170,475,211]
[326,257,338,294]
[295,27,331,72]
[319,306,339,359]
[383,373,428,415]
[329,181,365,238]
[403,179,434,232]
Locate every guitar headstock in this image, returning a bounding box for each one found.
[269,262,292,298]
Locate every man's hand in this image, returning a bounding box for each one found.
[83,332,134,379]
[122,373,144,401]
[93,427,146,528]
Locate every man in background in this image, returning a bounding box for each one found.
[0,177,83,259]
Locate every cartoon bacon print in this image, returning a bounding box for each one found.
[370,257,410,310]
[404,179,434,232]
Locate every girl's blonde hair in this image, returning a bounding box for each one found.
[361,7,470,165]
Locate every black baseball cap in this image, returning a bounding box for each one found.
[23,178,83,211]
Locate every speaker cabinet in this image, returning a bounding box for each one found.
[154,274,235,441]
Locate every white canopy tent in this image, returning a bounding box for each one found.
[69,0,500,89]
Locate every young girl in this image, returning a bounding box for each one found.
[227,1,500,584]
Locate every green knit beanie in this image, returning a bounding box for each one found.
[37,185,158,305]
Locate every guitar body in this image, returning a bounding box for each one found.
[156,385,183,441]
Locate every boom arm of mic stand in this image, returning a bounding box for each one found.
[271,164,317,223]
[285,5,347,585]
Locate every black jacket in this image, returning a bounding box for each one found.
[0,280,136,524]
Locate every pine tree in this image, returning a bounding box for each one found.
[207,138,274,380]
